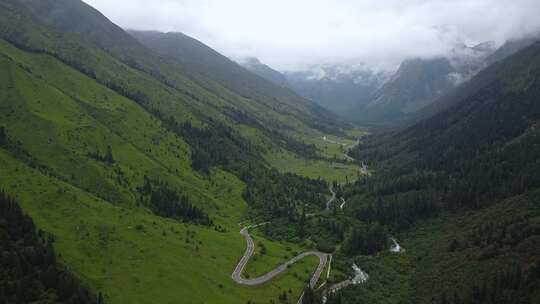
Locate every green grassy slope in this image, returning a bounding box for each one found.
[0,1,360,303]
[1,0,359,180]
[127,30,341,133]
[0,40,322,303]
[16,0,345,142]
[0,150,318,304]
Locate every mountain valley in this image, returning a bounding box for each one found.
[0,1,539,304]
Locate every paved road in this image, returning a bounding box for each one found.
[231,223,329,287]
[231,137,369,301]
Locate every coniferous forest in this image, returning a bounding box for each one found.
[0,191,102,304]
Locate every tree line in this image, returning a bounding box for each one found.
[0,190,103,304]
[154,111,330,242]
[87,145,115,165]
[138,177,212,226]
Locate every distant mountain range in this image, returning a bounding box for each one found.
[355,41,498,123]
[284,65,391,116]
[242,61,390,116]
[242,37,539,125]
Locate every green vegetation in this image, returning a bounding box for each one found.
[146,182,212,226]
[0,125,6,147]
[324,191,540,304]
[245,227,319,279]
[406,192,540,304]
[0,1,363,303]
[127,30,344,137]
[301,285,322,304]
[266,151,357,183]
[0,191,102,304]
[348,40,540,228]
[328,38,540,303]
[326,252,414,303]
[0,150,318,304]
[342,223,387,255]
[2,0,539,303]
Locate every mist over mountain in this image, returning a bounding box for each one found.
[83,0,540,72]
[240,57,291,89]
[243,41,498,123]
[283,64,390,117]
[237,37,538,125]
[350,41,498,123]
[487,34,540,65]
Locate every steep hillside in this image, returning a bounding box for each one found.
[412,36,540,124]
[0,1,363,303]
[329,190,540,304]
[240,57,291,88]
[126,29,342,135]
[350,40,540,222]
[6,0,539,303]
[486,35,539,65]
[357,57,454,123]
[3,0,361,169]
[0,192,103,303]
[11,0,346,150]
[340,39,540,303]
[353,42,496,125]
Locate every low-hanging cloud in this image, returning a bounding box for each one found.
[82,0,540,71]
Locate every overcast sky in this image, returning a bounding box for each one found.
[82,0,540,71]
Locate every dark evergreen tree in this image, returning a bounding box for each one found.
[302,286,320,304]
[88,146,115,165]
[0,126,6,147]
[343,223,388,255]
[105,145,114,165]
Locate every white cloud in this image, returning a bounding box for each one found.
[82,0,540,71]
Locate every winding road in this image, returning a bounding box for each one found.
[232,223,329,288]
[231,136,370,302]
